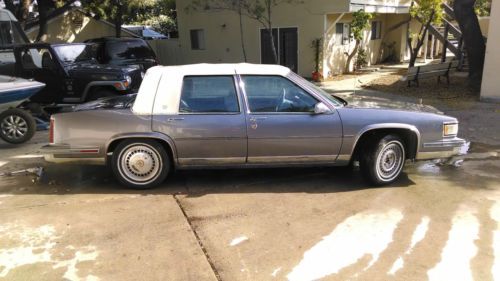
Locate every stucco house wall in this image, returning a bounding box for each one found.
[176,1,324,77]
[176,0,411,77]
[480,1,499,102]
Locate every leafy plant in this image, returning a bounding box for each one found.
[344,9,372,73]
[355,47,368,70]
[407,0,443,67]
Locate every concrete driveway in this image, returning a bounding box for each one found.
[1,130,500,281]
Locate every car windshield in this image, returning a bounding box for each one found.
[53,44,95,64]
[287,72,345,107]
[106,40,156,60]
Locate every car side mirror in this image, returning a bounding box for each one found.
[314,102,331,114]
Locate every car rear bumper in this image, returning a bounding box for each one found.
[41,144,105,164]
[416,137,467,160]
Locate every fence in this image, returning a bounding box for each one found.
[146,39,183,66]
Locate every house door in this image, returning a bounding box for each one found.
[260,28,298,73]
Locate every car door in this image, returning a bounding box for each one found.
[153,75,247,166]
[17,47,63,103]
[240,75,342,164]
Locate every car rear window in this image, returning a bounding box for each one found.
[106,40,156,60]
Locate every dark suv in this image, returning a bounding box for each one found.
[85,37,158,71]
[0,43,143,104]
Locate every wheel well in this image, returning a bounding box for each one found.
[86,86,118,101]
[352,128,418,162]
[106,138,175,167]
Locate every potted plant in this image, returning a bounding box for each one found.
[311,38,322,82]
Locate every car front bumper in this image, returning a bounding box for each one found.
[416,137,467,160]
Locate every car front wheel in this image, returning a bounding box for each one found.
[112,139,170,189]
[360,134,406,186]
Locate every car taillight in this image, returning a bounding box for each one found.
[49,117,54,144]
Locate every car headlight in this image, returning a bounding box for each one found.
[125,75,132,85]
[443,122,458,137]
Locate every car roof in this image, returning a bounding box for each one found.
[132,63,292,115]
[151,63,291,76]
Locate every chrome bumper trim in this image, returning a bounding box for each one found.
[416,147,462,160]
[417,137,466,160]
[41,144,104,164]
[41,144,100,154]
[44,155,105,165]
[423,137,466,148]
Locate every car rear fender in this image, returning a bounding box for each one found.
[105,132,178,166]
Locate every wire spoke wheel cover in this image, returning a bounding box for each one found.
[118,144,162,184]
[375,140,405,181]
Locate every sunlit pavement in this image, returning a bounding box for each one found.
[1,131,500,280]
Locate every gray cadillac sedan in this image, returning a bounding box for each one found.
[43,64,466,189]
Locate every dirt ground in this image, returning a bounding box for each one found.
[363,70,478,101]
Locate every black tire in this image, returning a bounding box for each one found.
[111,139,170,189]
[0,108,36,144]
[359,134,406,186]
[87,89,116,101]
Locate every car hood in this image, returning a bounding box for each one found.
[72,94,137,111]
[67,63,140,74]
[341,95,443,114]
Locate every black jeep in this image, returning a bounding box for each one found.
[85,37,158,71]
[0,43,144,104]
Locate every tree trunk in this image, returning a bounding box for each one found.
[238,4,247,62]
[20,0,30,27]
[453,0,486,88]
[409,29,427,67]
[267,28,279,64]
[36,0,50,42]
[409,12,434,67]
[266,0,278,64]
[345,40,360,73]
[115,1,123,38]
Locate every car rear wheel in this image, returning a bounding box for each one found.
[0,108,36,144]
[112,139,169,189]
[360,134,406,186]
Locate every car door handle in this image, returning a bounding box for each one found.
[167,117,185,122]
[249,117,267,122]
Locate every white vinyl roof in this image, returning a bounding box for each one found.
[0,9,18,22]
[132,63,292,115]
[157,63,291,76]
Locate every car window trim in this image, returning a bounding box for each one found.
[178,74,243,115]
[238,74,321,115]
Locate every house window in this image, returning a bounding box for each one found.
[371,21,382,40]
[335,23,350,45]
[190,29,205,50]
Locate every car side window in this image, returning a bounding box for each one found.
[242,75,318,113]
[180,76,240,113]
[20,48,43,69]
